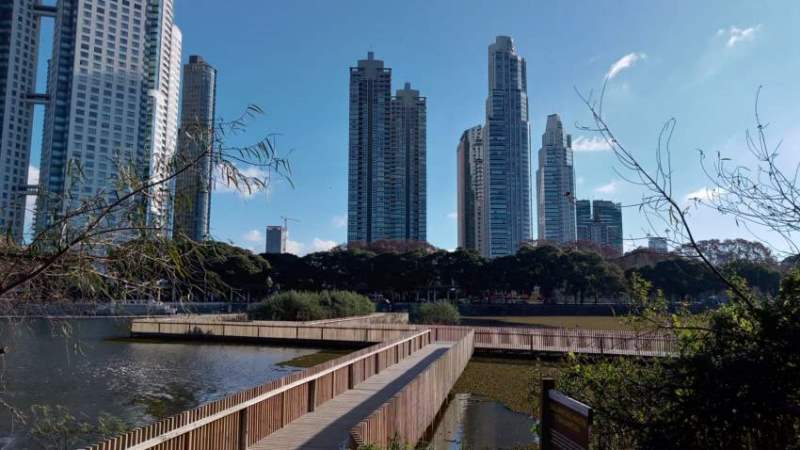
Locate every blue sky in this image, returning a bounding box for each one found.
[28,1,800,255]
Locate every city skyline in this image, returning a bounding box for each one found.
[16,0,800,255]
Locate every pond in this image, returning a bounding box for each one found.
[0,318,319,449]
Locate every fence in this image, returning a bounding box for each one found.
[83,329,430,450]
[130,316,676,356]
[349,330,475,448]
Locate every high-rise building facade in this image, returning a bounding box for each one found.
[347,52,391,244]
[484,36,531,258]
[576,199,623,255]
[536,114,576,244]
[0,0,43,241]
[388,82,426,241]
[648,236,668,253]
[34,0,182,238]
[265,225,286,254]
[173,55,216,241]
[347,53,426,245]
[457,125,485,253]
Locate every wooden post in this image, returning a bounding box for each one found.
[308,379,317,412]
[540,378,555,450]
[348,364,355,389]
[281,391,288,427]
[238,407,248,450]
[374,353,380,374]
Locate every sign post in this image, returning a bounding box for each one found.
[540,378,593,450]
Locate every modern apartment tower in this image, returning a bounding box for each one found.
[457,125,485,253]
[536,114,576,244]
[347,53,426,244]
[0,0,46,241]
[34,0,182,238]
[648,236,668,253]
[576,199,623,255]
[347,52,391,244]
[388,82,426,241]
[173,55,217,241]
[265,225,287,254]
[484,36,531,258]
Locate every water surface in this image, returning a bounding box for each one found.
[428,393,538,449]
[0,318,318,449]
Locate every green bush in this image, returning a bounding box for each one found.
[250,290,374,321]
[415,302,460,325]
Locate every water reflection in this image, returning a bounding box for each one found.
[0,318,318,449]
[428,393,538,449]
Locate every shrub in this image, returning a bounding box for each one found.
[250,290,374,321]
[415,302,460,325]
[321,290,375,317]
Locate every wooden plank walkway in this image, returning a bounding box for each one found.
[250,343,453,449]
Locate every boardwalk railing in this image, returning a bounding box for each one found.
[84,329,430,450]
[350,330,475,448]
[131,316,676,356]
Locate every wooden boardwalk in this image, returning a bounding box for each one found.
[251,343,452,449]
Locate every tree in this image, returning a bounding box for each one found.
[551,86,800,447]
[0,106,289,306]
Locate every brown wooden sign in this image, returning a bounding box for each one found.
[540,378,593,450]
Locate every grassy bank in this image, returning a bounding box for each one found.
[452,356,563,416]
[277,349,351,368]
[461,315,638,330]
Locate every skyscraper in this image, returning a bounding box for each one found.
[173,55,217,241]
[457,125,485,253]
[347,53,426,245]
[575,199,623,255]
[388,82,426,242]
[348,52,391,244]
[265,225,287,254]
[0,0,45,242]
[648,237,668,253]
[536,114,576,244]
[576,199,592,242]
[34,0,182,238]
[484,36,531,258]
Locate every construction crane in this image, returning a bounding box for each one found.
[281,216,300,233]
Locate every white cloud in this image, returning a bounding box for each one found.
[24,165,39,230]
[572,136,612,152]
[286,239,305,255]
[214,166,271,199]
[332,214,347,228]
[686,187,726,202]
[593,181,621,195]
[606,52,646,79]
[311,238,337,253]
[242,228,263,243]
[718,25,761,48]
[447,211,457,220]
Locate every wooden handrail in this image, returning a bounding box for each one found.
[89,329,429,450]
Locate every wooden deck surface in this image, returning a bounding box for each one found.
[250,343,453,449]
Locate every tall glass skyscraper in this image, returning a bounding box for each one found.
[457,125,485,253]
[576,199,623,255]
[388,82,426,242]
[34,0,182,238]
[348,53,426,244]
[536,113,576,244]
[348,52,391,244]
[173,55,216,241]
[484,36,531,258]
[0,0,43,242]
